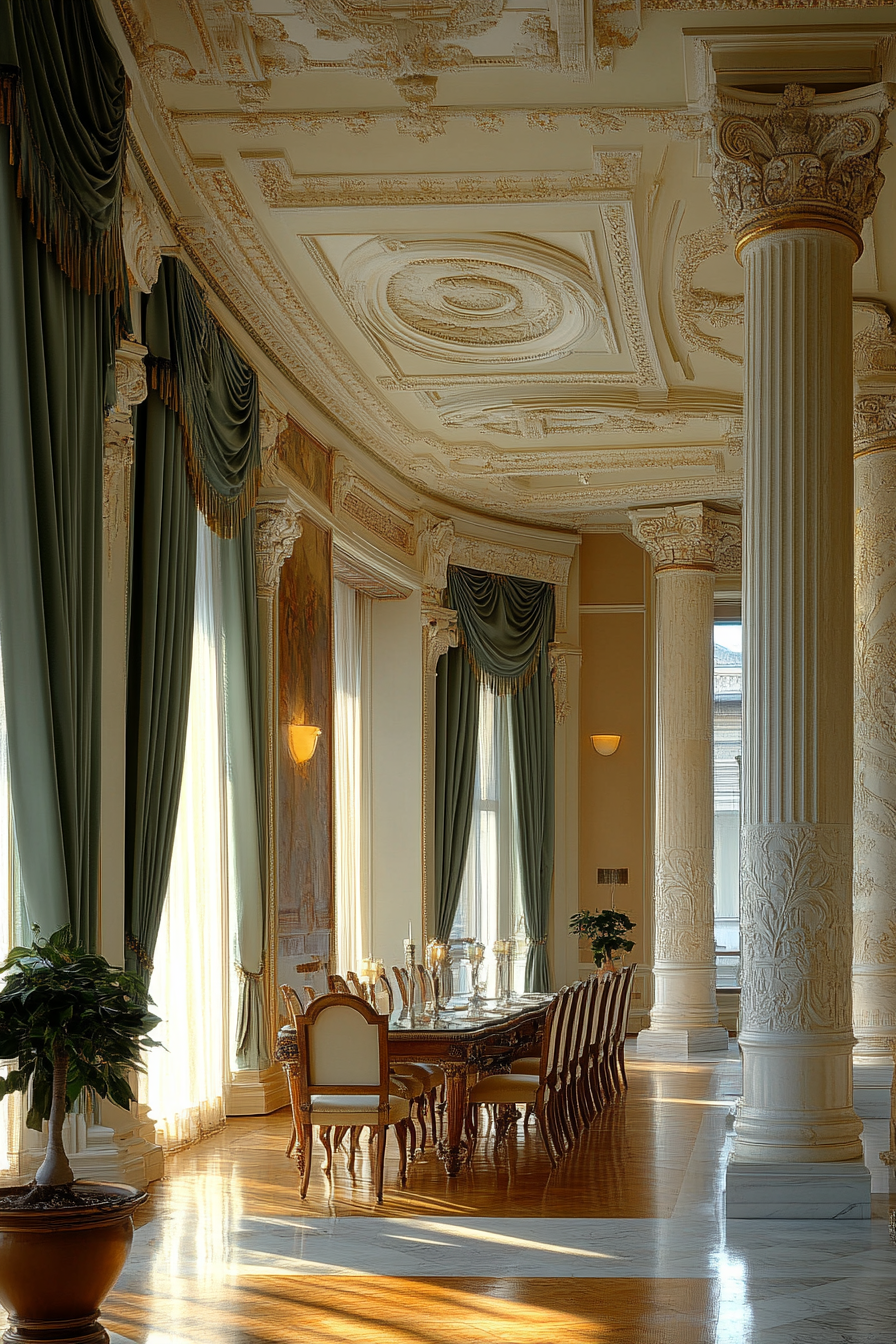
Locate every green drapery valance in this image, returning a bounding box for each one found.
[0,0,128,317]
[447,567,555,697]
[146,256,262,538]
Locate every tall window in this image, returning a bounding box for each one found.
[333,580,371,977]
[146,522,231,1151]
[713,622,742,989]
[451,686,524,994]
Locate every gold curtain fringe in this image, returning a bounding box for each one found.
[0,67,128,308]
[456,626,542,698]
[149,356,261,540]
[125,931,154,974]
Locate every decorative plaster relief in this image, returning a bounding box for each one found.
[415,513,457,603]
[740,822,852,1035]
[674,226,743,364]
[441,401,695,439]
[259,396,289,476]
[450,535,572,587]
[341,235,610,365]
[333,457,418,554]
[711,84,888,242]
[447,445,720,475]
[548,643,579,724]
[103,340,148,561]
[122,177,167,293]
[255,500,304,597]
[248,152,640,209]
[422,602,459,676]
[654,848,715,964]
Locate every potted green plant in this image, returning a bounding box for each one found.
[569,908,636,975]
[0,927,160,1342]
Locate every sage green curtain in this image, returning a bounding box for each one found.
[433,645,479,944]
[0,0,127,949]
[147,256,261,538]
[218,520,269,1069]
[446,568,556,991]
[509,652,555,993]
[124,389,197,981]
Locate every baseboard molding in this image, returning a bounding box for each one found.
[225,1065,289,1116]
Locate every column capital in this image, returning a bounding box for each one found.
[710,84,888,260]
[629,503,740,574]
[421,602,458,676]
[113,339,148,414]
[254,498,303,597]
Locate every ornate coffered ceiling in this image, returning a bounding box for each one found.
[108,0,896,532]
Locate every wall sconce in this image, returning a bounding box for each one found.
[591,734,621,756]
[288,724,321,764]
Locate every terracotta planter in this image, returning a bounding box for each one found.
[0,1181,147,1343]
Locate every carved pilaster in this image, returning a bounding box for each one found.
[415,512,456,604]
[254,500,303,598]
[711,84,887,259]
[103,340,148,560]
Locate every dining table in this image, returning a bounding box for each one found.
[275,995,552,1178]
[387,996,552,1175]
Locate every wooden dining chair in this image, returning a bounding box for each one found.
[599,968,627,1100]
[328,973,352,994]
[279,985,304,1161]
[303,985,317,1005]
[610,964,639,1091]
[293,993,411,1202]
[466,995,562,1167]
[378,969,444,1148]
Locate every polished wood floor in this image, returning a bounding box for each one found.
[21,1051,896,1343]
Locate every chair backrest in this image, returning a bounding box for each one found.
[303,985,317,1005]
[613,964,639,1046]
[392,965,410,1007]
[589,974,612,1050]
[294,993,390,1116]
[375,971,395,1014]
[328,973,351,994]
[345,970,371,1002]
[573,977,598,1068]
[280,983,304,1024]
[544,985,574,1087]
[532,995,560,1084]
[414,963,433,1004]
[603,969,627,1049]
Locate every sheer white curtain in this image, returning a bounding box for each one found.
[451,685,524,994]
[333,580,371,978]
[147,521,230,1152]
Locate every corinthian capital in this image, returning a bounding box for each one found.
[711,84,887,255]
[629,503,740,573]
[255,499,303,597]
[422,602,458,676]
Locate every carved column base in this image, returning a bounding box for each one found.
[636,1025,729,1059]
[731,1031,865,1166]
[225,1065,290,1116]
[726,1158,871,1220]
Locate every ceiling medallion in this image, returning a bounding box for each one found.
[343,236,608,364]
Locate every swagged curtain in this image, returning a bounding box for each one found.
[0,0,128,948]
[438,568,556,991]
[127,256,268,1066]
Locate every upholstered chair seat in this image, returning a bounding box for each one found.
[508,1056,540,1074]
[309,1093,410,1127]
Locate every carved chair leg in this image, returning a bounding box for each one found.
[429,1088,439,1147]
[396,1120,408,1186]
[320,1126,335,1175]
[536,1106,557,1169]
[300,1125,314,1199]
[374,1124,388,1204]
[347,1126,360,1173]
[416,1096,428,1151]
[286,1123,296,1159]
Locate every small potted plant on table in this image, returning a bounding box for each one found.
[0,927,159,1342]
[569,908,636,975]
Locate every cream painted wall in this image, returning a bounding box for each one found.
[577,534,652,1029]
[369,591,424,977]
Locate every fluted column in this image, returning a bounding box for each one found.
[853,312,896,1061]
[711,83,887,1214]
[631,504,737,1058]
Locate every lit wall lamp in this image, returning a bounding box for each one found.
[591,734,621,756]
[288,724,322,764]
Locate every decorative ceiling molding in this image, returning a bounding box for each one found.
[451,535,573,587]
[333,545,412,599]
[601,203,664,387]
[172,103,705,145]
[122,163,171,293]
[246,150,640,209]
[445,444,722,475]
[339,234,611,367]
[673,225,743,364]
[440,400,705,439]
